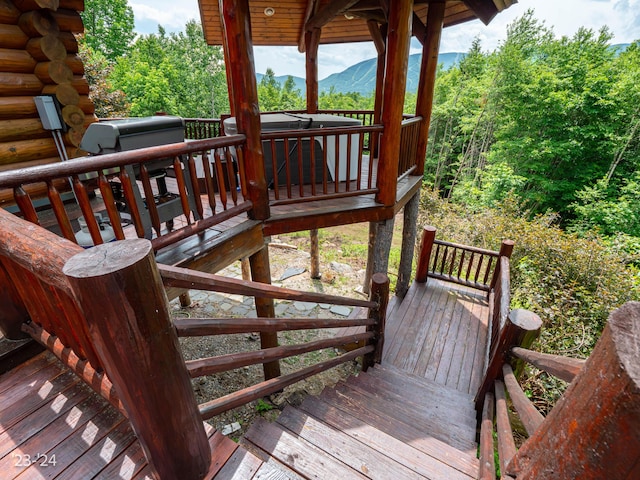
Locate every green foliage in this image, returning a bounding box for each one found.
[420,190,639,409]
[254,398,274,414]
[257,68,304,111]
[78,44,128,118]
[109,22,228,118]
[80,0,135,60]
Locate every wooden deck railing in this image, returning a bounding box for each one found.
[0,136,249,251]
[416,225,514,293]
[159,264,389,419]
[398,116,422,178]
[477,302,639,479]
[184,118,224,139]
[261,124,384,206]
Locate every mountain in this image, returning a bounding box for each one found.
[257,51,465,97]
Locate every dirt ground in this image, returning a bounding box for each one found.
[173,225,379,439]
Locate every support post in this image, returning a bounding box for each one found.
[414,0,445,177]
[249,245,281,380]
[241,257,251,281]
[305,27,320,114]
[375,0,413,206]
[415,225,436,282]
[310,228,321,279]
[63,240,210,480]
[490,239,515,290]
[372,217,395,277]
[363,272,389,370]
[179,291,191,307]
[220,0,269,220]
[368,20,386,159]
[475,309,542,413]
[507,302,640,479]
[396,191,419,298]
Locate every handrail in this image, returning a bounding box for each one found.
[510,346,586,383]
[0,135,248,253]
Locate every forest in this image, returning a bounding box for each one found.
[81,2,639,407]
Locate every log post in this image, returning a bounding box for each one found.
[396,191,419,298]
[372,217,395,277]
[310,228,321,279]
[220,0,269,220]
[507,302,640,479]
[63,239,211,480]
[363,272,389,370]
[249,245,281,380]
[368,20,386,159]
[475,309,542,413]
[363,221,377,295]
[414,0,445,178]
[305,27,320,114]
[416,225,436,282]
[490,239,515,290]
[375,0,412,206]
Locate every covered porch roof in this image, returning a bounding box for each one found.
[197,0,517,48]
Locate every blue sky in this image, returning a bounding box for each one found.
[130,0,639,79]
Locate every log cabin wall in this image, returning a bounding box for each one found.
[0,0,95,205]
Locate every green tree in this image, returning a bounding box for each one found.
[257,68,283,111]
[80,0,135,61]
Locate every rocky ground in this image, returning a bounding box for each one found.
[171,230,370,439]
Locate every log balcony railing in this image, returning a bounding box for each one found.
[0,135,250,252]
[0,207,389,479]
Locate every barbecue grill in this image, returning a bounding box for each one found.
[80,116,200,239]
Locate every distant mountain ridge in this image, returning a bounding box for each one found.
[257,51,465,97]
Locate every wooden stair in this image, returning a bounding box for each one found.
[241,364,480,479]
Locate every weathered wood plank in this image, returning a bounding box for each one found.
[211,446,263,479]
[244,418,368,479]
[299,395,477,479]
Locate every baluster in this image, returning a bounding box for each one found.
[268,139,279,199]
[474,254,485,284]
[119,167,146,238]
[439,245,448,274]
[139,164,162,237]
[309,134,317,196]
[333,134,340,192]
[448,248,457,277]
[72,175,103,246]
[357,132,364,189]
[187,153,204,219]
[432,243,441,272]
[14,186,39,224]
[47,181,75,242]
[98,173,125,240]
[213,149,228,210]
[466,252,475,281]
[172,157,192,224]
[225,148,238,205]
[345,132,352,192]
[322,135,329,194]
[235,147,247,198]
[201,150,217,213]
[457,250,466,280]
[283,137,292,198]
[297,135,304,197]
[483,256,495,286]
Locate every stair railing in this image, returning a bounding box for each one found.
[159,263,389,420]
[478,302,639,479]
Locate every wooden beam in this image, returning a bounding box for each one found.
[306,0,361,31]
[414,0,445,177]
[367,19,385,55]
[411,12,427,45]
[376,0,412,205]
[298,0,319,52]
[305,27,320,114]
[462,0,498,25]
[220,0,269,219]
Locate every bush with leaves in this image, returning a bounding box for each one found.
[419,190,639,411]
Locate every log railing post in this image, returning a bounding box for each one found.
[475,309,542,413]
[363,272,389,370]
[416,225,437,283]
[490,239,514,290]
[63,239,211,480]
[507,302,640,479]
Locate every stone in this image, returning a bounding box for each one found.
[279,266,306,281]
[294,301,317,311]
[330,305,352,317]
[221,422,241,436]
[330,261,353,274]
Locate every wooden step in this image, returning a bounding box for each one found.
[300,395,478,479]
[324,380,477,454]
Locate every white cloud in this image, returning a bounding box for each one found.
[130,1,200,32]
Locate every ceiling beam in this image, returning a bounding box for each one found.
[306,0,362,31]
[411,12,427,46]
[298,0,320,52]
[462,0,499,25]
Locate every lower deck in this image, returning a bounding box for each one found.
[0,278,488,479]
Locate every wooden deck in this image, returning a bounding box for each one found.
[0,278,488,479]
